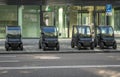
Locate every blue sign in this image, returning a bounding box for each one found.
[106,4,112,13]
[8,26,21,30]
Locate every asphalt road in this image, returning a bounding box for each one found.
[0,39,120,77]
[0,53,120,77]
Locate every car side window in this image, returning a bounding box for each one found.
[74,27,77,35]
[109,27,113,34]
[72,26,77,38]
[97,28,100,35]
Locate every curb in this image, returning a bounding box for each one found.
[0,50,119,54]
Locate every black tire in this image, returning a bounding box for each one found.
[5,43,9,51]
[100,42,104,49]
[43,48,46,51]
[43,44,46,51]
[77,43,81,50]
[6,47,9,51]
[94,42,97,47]
[20,47,23,51]
[90,42,94,50]
[113,42,117,49]
[71,41,74,48]
[20,44,23,50]
[56,44,60,51]
[39,42,42,49]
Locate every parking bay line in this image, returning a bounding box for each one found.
[0,55,16,57]
[0,60,19,63]
[0,65,120,70]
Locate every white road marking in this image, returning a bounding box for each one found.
[0,55,16,57]
[0,60,19,63]
[0,65,120,70]
[34,56,60,59]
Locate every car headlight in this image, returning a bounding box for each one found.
[92,38,94,41]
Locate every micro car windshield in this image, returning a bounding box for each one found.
[7,27,21,38]
[42,27,57,37]
[78,26,91,37]
[100,26,113,36]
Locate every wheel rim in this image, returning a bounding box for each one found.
[100,42,104,49]
[56,45,59,50]
[71,42,74,48]
[77,43,81,50]
[113,43,117,49]
[91,43,94,49]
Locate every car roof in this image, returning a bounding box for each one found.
[6,26,21,30]
[41,26,57,32]
[97,25,113,28]
[73,25,90,27]
[41,26,56,29]
[41,26,56,27]
[76,26,90,28]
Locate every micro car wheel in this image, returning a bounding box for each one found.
[5,43,9,51]
[113,42,117,49]
[39,43,41,49]
[94,44,97,47]
[6,47,9,51]
[90,42,94,50]
[94,41,97,47]
[71,41,74,48]
[77,43,81,50]
[94,39,98,47]
[100,42,104,49]
[56,44,60,51]
[43,44,46,51]
[39,41,41,49]
[20,44,23,50]
[43,47,46,51]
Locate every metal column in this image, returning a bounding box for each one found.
[40,5,43,28]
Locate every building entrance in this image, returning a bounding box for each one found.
[76,6,106,31]
[41,6,68,38]
[77,11,89,25]
[95,12,106,26]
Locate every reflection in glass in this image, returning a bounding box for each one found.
[43,27,57,37]
[78,26,91,37]
[100,27,114,37]
[78,27,90,34]
[7,27,21,38]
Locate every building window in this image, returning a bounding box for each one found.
[19,5,40,38]
[0,5,17,38]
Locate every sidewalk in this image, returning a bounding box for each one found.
[0,38,120,46]
[0,39,39,45]
[0,38,71,45]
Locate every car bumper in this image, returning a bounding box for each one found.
[6,42,22,48]
[79,41,93,47]
[104,41,114,46]
[44,42,58,47]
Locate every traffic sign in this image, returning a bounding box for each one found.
[106,4,112,16]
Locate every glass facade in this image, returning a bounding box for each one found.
[57,6,68,38]
[96,6,106,26]
[0,4,119,38]
[42,6,54,26]
[114,9,120,37]
[18,5,40,38]
[0,5,17,38]
[42,5,68,38]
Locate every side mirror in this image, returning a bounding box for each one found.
[90,34,92,37]
[41,32,44,35]
[97,33,100,37]
[91,32,94,34]
[59,33,61,36]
